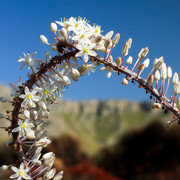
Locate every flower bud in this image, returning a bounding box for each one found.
[53,171,63,180]
[153,57,164,70]
[138,64,145,71]
[122,78,128,85]
[32,159,42,166]
[126,56,133,65]
[127,38,132,49]
[174,82,180,95]
[112,33,120,46]
[51,46,57,51]
[154,70,160,81]
[32,110,38,120]
[38,101,47,111]
[24,110,30,119]
[115,57,122,66]
[94,35,103,44]
[0,165,8,171]
[50,23,57,33]
[122,42,129,56]
[161,63,167,80]
[105,31,114,39]
[167,66,172,79]
[39,35,48,44]
[62,76,71,85]
[45,168,56,179]
[104,39,112,49]
[71,68,80,81]
[42,152,54,160]
[143,58,150,68]
[59,28,67,39]
[147,74,154,85]
[138,47,149,59]
[35,137,51,147]
[44,51,51,59]
[152,102,162,109]
[172,72,179,85]
[177,97,180,110]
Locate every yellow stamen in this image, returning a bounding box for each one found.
[75,23,78,28]
[80,34,85,39]
[43,89,48,94]
[95,29,98,33]
[27,94,32,100]
[83,49,88,54]
[21,123,26,129]
[18,171,23,176]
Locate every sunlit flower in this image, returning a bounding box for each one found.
[75,43,97,63]
[19,87,41,107]
[12,119,34,137]
[10,163,31,179]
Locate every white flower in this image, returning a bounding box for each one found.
[19,87,41,108]
[75,43,97,63]
[10,163,31,179]
[17,52,42,70]
[87,24,101,37]
[72,28,92,44]
[12,119,34,137]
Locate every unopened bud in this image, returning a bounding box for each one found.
[122,78,128,85]
[161,63,167,80]
[105,31,114,39]
[94,35,103,44]
[112,33,120,46]
[138,47,149,59]
[38,101,47,111]
[127,38,132,49]
[104,39,112,49]
[153,57,164,70]
[44,51,51,59]
[177,97,180,110]
[122,42,129,56]
[54,171,63,180]
[59,28,67,39]
[147,74,154,85]
[39,35,48,44]
[126,56,133,65]
[24,110,30,119]
[63,76,71,85]
[50,23,57,33]
[154,70,160,81]
[143,58,150,68]
[152,102,162,109]
[0,165,8,171]
[71,68,80,81]
[138,64,145,71]
[32,110,38,120]
[172,72,179,85]
[115,57,122,66]
[32,159,42,166]
[45,168,56,179]
[51,46,57,51]
[174,82,180,95]
[167,66,172,79]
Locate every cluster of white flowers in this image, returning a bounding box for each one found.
[0,17,179,179]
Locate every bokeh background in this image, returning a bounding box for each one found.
[0,0,180,179]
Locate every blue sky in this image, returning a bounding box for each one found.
[0,0,179,101]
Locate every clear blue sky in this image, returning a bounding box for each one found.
[0,0,179,101]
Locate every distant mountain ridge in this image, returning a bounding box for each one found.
[0,84,171,155]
